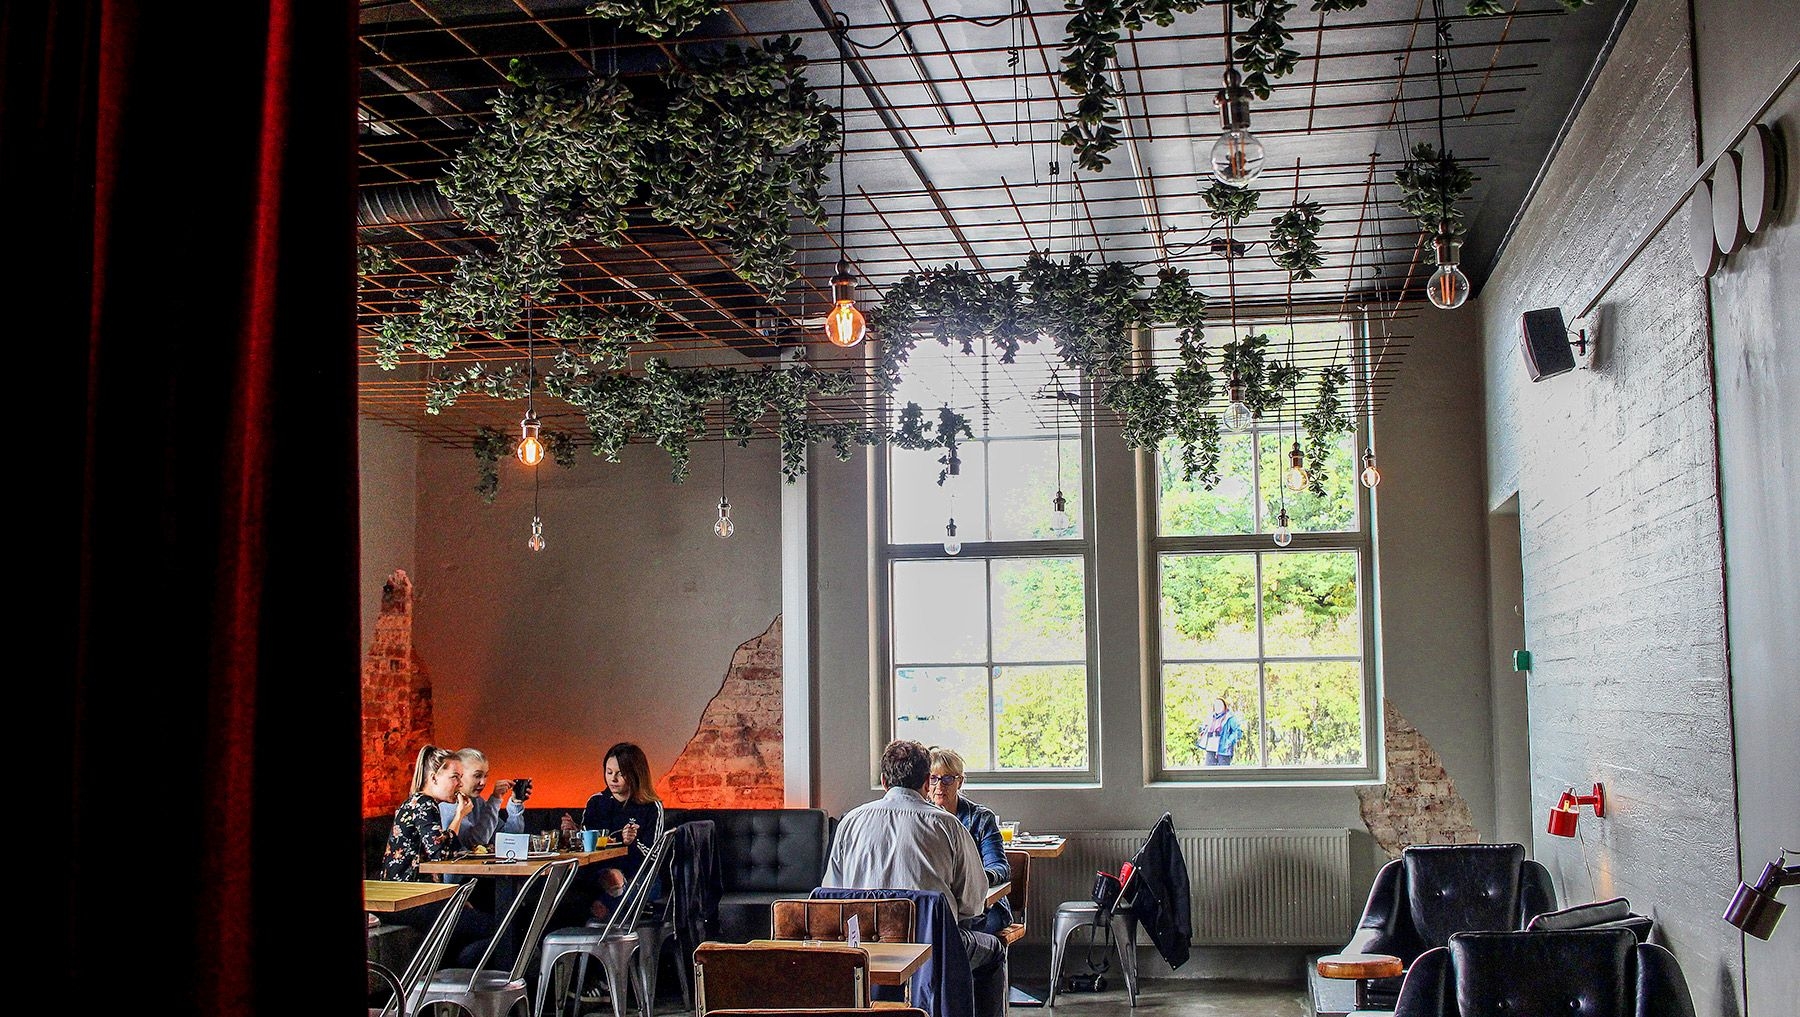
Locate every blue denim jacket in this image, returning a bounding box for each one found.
[956,797,1013,933]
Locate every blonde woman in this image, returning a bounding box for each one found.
[382,744,471,882]
[926,746,1012,934]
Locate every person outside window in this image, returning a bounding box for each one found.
[1198,697,1244,766]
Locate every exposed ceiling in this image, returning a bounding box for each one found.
[356,0,1621,446]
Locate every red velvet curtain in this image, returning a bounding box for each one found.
[8,2,363,1009]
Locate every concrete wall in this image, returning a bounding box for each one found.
[1474,0,1771,1013]
[1485,498,1533,852]
[410,438,786,808]
[359,417,418,646]
[812,303,1495,891]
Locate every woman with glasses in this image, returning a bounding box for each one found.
[926,746,1012,934]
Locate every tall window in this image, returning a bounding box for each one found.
[878,340,1096,782]
[1148,318,1378,781]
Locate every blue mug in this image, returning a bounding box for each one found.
[581,829,600,852]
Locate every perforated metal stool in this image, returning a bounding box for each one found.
[1045,901,1138,1007]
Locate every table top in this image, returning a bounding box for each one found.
[418,845,627,877]
[1008,835,1067,858]
[747,940,932,987]
[1316,953,1404,979]
[364,880,458,913]
[985,881,1012,908]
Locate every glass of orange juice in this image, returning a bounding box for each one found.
[1000,822,1018,843]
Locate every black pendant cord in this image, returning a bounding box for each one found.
[1223,1,1235,86]
[837,15,849,261]
[719,434,728,503]
[524,298,535,420]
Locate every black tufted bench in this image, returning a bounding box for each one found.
[667,807,831,942]
[1393,929,1696,1017]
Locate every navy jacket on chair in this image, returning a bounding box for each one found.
[812,886,973,1017]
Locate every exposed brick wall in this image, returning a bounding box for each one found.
[657,615,783,808]
[1357,699,1479,856]
[361,569,434,818]
[1478,0,1740,1012]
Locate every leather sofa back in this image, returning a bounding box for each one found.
[670,808,830,893]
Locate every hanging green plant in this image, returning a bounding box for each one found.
[1059,0,1204,171]
[546,431,580,468]
[1145,267,1209,345]
[1169,337,1223,484]
[1202,181,1260,225]
[545,305,657,374]
[586,0,724,40]
[1395,141,1475,235]
[1309,0,1368,11]
[1219,331,1300,418]
[358,244,398,279]
[637,35,838,296]
[1467,0,1601,14]
[1231,0,1300,100]
[1019,253,1143,379]
[426,363,533,415]
[1301,364,1349,496]
[1103,368,1174,451]
[1269,198,1326,281]
[473,426,512,503]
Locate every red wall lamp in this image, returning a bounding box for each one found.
[1546,783,1606,838]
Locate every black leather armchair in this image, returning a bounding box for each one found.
[1339,844,1556,1010]
[1394,929,1696,1017]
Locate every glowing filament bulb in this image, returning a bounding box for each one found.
[1360,447,1382,489]
[1284,441,1309,492]
[714,497,735,539]
[527,515,546,552]
[824,260,866,348]
[517,414,544,466]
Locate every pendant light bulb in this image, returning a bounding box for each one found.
[1427,230,1471,310]
[713,497,735,539]
[1360,447,1382,489]
[527,515,546,553]
[1211,70,1266,186]
[943,518,962,556]
[824,260,866,348]
[517,414,545,466]
[1284,440,1309,492]
[1224,376,1254,432]
[1051,490,1071,533]
[1272,508,1293,547]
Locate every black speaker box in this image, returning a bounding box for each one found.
[1520,307,1576,381]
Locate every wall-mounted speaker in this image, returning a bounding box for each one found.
[1520,307,1577,382]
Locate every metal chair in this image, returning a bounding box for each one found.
[413,857,581,1017]
[534,804,670,1017]
[693,942,871,1014]
[373,879,479,1017]
[1045,899,1139,1007]
[631,847,684,1017]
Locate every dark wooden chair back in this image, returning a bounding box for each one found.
[694,943,870,1014]
[999,849,1031,944]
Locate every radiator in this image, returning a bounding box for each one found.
[1020,828,1356,946]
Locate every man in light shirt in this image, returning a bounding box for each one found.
[824,739,1007,1017]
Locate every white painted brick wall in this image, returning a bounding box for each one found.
[1477,1,1742,1015]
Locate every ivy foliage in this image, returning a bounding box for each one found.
[471,423,579,502]
[373,37,835,368]
[638,36,838,295]
[1231,1,1300,100]
[1467,0,1601,13]
[1395,141,1475,235]
[1220,331,1301,419]
[586,0,723,39]
[1300,365,1349,496]
[1059,0,1204,171]
[1269,198,1326,281]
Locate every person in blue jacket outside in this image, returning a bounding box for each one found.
[1198,697,1244,766]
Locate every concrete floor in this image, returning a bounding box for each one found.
[1027,979,1308,1017]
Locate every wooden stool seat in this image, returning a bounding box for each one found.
[1316,953,1404,980]
[998,923,1026,946]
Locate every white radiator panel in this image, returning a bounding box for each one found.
[1019,828,1356,946]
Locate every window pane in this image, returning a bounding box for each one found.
[1160,553,1258,659]
[1162,662,1262,768]
[890,442,988,544]
[991,557,1086,662]
[1156,433,1256,536]
[1261,551,1360,657]
[987,438,1082,540]
[895,666,992,770]
[892,560,986,663]
[1263,660,1365,766]
[1257,431,1357,533]
[994,665,1089,769]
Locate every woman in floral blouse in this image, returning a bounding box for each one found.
[383,744,472,881]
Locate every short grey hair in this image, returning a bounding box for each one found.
[928,746,966,778]
[454,747,489,768]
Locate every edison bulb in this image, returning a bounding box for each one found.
[527,516,547,552]
[825,301,866,348]
[1050,491,1071,532]
[1210,128,1266,186]
[1427,263,1471,309]
[944,519,962,556]
[1360,448,1382,489]
[714,497,735,539]
[1284,442,1309,492]
[1272,510,1293,547]
[1224,399,1254,432]
[518,414,544,466]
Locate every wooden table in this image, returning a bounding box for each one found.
[417,844,626,877]
[747,940,932,987]
[985,881,1012,908]
[365,879,459,913]
[1316,952,1404,1009]
[1009,835,1067,858]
